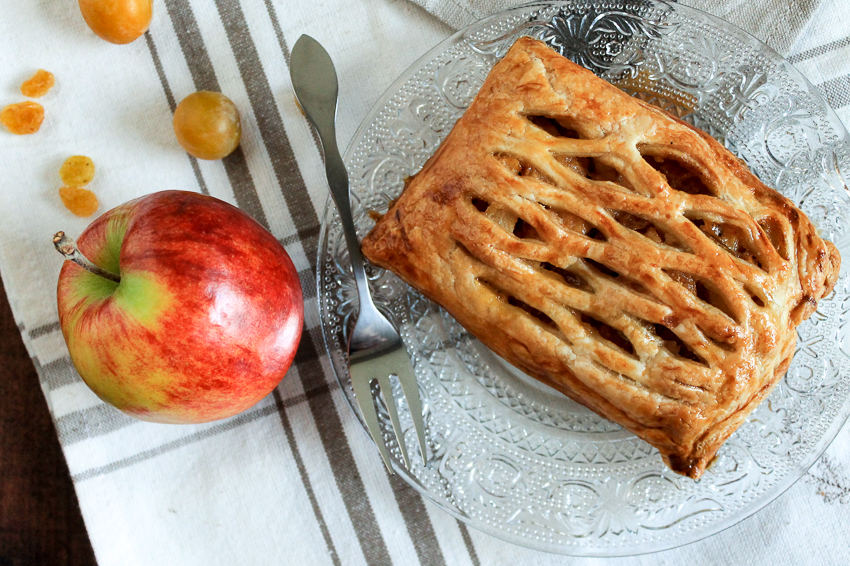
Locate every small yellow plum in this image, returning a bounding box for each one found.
[78,0,153,45]
[173,91,242,161]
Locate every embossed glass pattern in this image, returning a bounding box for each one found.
[318,0,850,555]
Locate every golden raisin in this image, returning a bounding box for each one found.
[173,91,241,160]
[1,101,45,135]
[20,70,55,98]
[60,156,96,187]
[60,186,99,217]
[78,0,153,44]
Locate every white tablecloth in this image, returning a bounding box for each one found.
[1,0,848,564]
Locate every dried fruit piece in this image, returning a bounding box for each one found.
[60,186,99,217]
[20,70,55,98]
[60,156,96,187]
[173,91,241,160]
[78,0,153,45]
[1,101,45,135]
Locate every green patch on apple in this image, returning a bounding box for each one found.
[112,272,173,327]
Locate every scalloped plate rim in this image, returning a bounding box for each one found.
[316,0,850,556]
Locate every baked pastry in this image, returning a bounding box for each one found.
[360,37,840,478]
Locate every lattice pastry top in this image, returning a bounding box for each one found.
[361,37,841,478]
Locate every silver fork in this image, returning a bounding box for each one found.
[290,34,427,472]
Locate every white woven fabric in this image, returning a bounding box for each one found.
[412,0,822,54]
[1,0,848,564]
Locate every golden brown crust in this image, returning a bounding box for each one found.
[361,37,841,478]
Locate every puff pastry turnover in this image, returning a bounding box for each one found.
[361,37,841,478]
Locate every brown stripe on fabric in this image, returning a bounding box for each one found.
[280,222,320,248]
[144,32,178,111]
[29,320,59,339]
[32,355,81,391]
[208,6,395,560]
[300,299,455,565]
[261,0,323,152]
[273,388,341,566]
[222,149,269,227]
[57,404,137,446]
[72,403,278,482]
[291,329,393,566]
[261,0,292,64]
[788,35,850,64]
[816,73,850,109]
[281,379,339,406]
[456,521,481,566]
[389,474,448,566]
[161,0,268,227]
[70,378,334,482]
[298,267,318,300]
[212,0,321,263]
[247,7,453,554]
[144,31,210,196]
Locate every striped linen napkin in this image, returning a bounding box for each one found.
[1,0,849,565]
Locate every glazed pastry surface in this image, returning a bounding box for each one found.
[361,37,841,478]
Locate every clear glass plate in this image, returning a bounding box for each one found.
[317,0,850,555]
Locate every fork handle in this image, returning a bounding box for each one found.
[315,121,376,325]
[290,35,380,348]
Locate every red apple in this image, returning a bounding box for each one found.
[55,190,303,424]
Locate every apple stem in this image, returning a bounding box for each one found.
[53,231,121,284]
